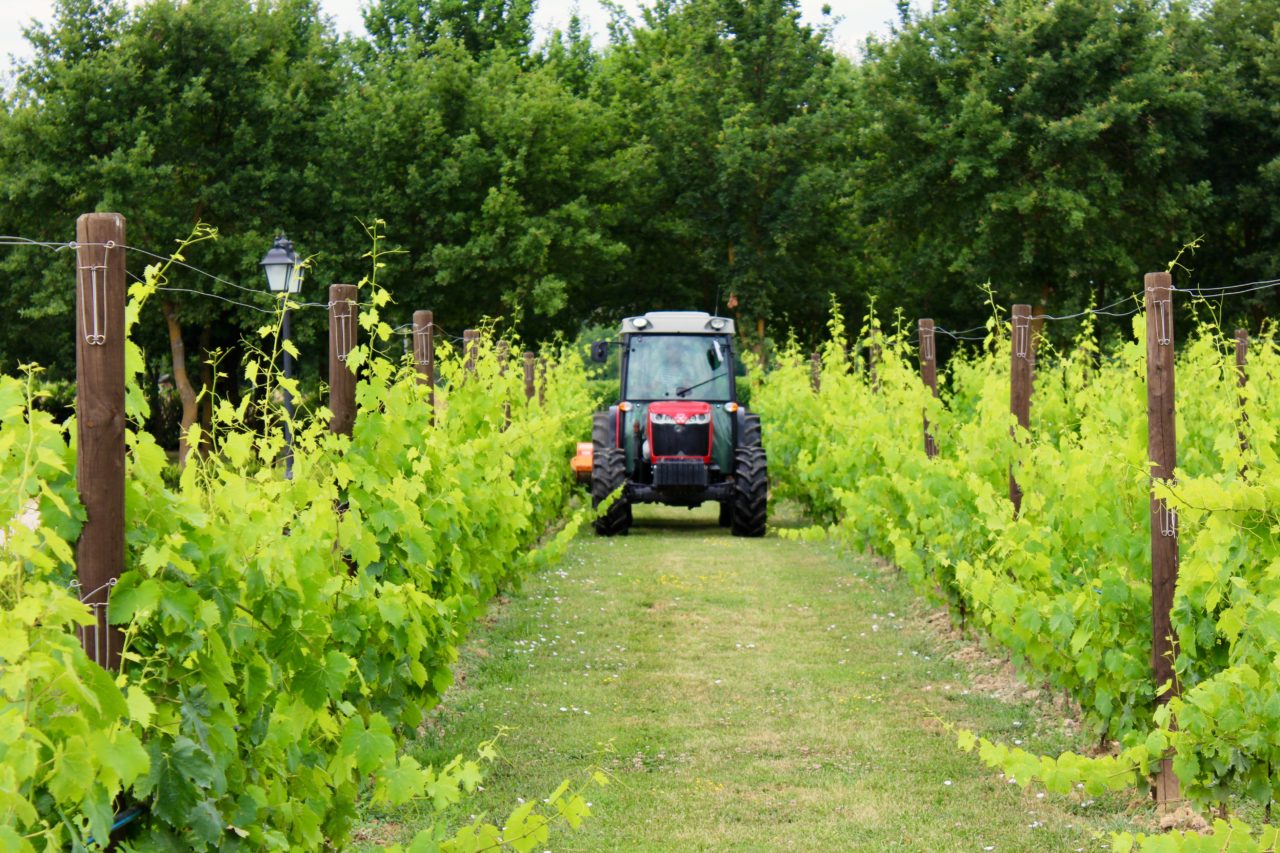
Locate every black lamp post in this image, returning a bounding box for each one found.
[259,235,303,475]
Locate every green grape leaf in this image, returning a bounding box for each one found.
[339,714,395,777]
[109,572,161,623]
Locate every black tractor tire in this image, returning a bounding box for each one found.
[718,500,732,527]
[591,410,613,449]
[740,412,762,448]
[730,445,768,537]
[591,412,631,536]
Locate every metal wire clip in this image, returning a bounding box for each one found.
[332,298,355,363]
[77,240,115,346]
[73,578,117,668]
[413,325,432,366]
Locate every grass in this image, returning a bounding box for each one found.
[356,502,1156,851]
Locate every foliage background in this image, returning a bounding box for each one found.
[1,0,1278,423]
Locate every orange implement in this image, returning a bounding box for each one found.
[570,441,593,483]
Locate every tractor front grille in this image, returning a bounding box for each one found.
[650,422,711,459]
[653,460,708,487]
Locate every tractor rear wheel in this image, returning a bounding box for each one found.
[591,412,631,536]
[730,445,768,537]
[717,501,732,527]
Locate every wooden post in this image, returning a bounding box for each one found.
[329,284,358,436]
[1235,329,1249,462]
[868,336,882,394]
[1009,304,1034,514]
[537,356,547,405]
[810,351,821,392]
[1144,271,1180,808]
[918,319,938,458]
[523,351,536,401]
[413,310,435,422]
[462,329,479,376]
[75,212,127,672]
[498,340,511,428]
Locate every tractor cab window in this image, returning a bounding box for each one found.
[624,334,732,401]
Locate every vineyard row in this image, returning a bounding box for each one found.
[757,282,1280,849]
[1,213,595,851]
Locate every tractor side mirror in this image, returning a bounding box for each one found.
[707,340,723,369]
[590,341,610,363]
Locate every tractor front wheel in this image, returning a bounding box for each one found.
[740,412,762,448]
[591,412,631,536]
[730,445,768,537]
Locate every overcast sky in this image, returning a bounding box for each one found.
[1,1,911,66]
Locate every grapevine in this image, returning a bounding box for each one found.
[756,302,1280,848]
[0,227,595,850]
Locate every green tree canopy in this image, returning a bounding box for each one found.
[587,0,861,341]
[0,0,344,374]
[851,0,1210,325]
[316,38,632,343]
[362,0,534,57]
[2,0,1279,383]
[1186,0,1280,306]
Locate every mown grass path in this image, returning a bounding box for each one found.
[361,505,1143,851]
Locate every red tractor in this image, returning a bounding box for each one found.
[588,311,767,536]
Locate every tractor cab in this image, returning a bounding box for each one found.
[588,311,767,537]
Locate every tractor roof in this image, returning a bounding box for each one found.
[620,311,735,336]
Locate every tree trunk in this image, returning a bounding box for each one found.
[198,325,213,456]
[161,300,199,467]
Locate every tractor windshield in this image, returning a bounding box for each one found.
[623,334,733,401]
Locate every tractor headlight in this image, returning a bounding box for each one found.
[651,412,710,425]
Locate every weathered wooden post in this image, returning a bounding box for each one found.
[868,335,882,394]
[75,212,127,671]
[523,351,536,401]
[1009,304,1034,514]
[1145,271,1180,808]
[463,329,479,375]
[810,351,821,392]
[537,356,548,406]
[498,340,511,428]
[918,319,938,458]
[1235,329,1249,461]
[329,284,358,436]
[413,310,435,422]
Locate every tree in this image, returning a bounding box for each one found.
[315,39,630,342]
[540,13,596,96]
[851,0,1209,329]
[1184,0,1280,312]
[0,0,345,449]
[592,0,861,342]
[362,0,534,58]
[0,0,129,372]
